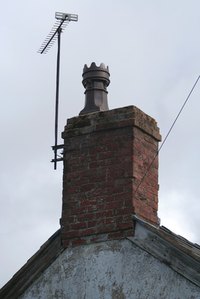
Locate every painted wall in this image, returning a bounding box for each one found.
[20,239,200,299]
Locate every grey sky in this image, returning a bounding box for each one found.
[1,0,200,287]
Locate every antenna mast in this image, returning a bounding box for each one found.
[38,12,78,169]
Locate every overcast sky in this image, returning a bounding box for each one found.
[1,0,200,287]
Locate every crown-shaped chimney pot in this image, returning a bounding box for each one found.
[79,62,110,115]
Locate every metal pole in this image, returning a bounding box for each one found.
[38,13,78,169]
[54,27,62,169]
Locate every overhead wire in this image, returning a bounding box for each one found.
[134,75,200,197]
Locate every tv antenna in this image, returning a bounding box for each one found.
[38,12,78,169]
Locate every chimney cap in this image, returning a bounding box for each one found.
[83,62,109,73]
[82,62,110,87]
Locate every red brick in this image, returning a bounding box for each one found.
[87,221,97,228]
[61,106,161,247]
[70,222,87,230]
[71,238,87,246]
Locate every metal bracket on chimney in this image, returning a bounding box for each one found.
[51,144,64,164]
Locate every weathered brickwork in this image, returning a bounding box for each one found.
[61,106,161,247]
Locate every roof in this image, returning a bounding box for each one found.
[1,217,200,299]
[130,215,200,287]
[0,229,64,299]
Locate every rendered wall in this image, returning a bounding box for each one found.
[19,239,200,299]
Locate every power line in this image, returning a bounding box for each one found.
[134,75,200,197]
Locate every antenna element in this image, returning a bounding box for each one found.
[38,12,78,169]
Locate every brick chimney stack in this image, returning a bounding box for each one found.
[60,63,161,247]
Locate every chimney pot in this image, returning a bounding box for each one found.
[79,62,110,115]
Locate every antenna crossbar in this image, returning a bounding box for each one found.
[38,12,78,54]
